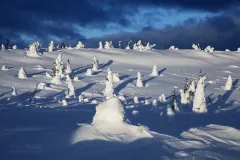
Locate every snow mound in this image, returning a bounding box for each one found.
[71,98,153,144]
[181,124,240,151]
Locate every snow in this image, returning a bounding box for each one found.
[1,48,240,159]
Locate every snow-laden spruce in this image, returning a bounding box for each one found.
[65,59,72,75]
[192,76,207,113]
[150,65,158,76]
[65,74,72,82]
[237,48,240,52]
[67,80,76,98]
[113,73,120,83]
[104,78,115,99]
[133,43,138,50]
[12,87,17,96]
[37,82,46,90]
[92,55,99,71]
[78,94,84,102]
[125,40,131,49]
[18,67,28,79]
[134,96,139,104]
[51,75,62,85]
[48,41,54,52]
[168,89,180,112]
[169,46,175,50]
[12,45,17,49]
[192,44,200,50]
[85,69,92,76]
[107,68,113,83]
[62,99,68,107]
[98,41,103,49]
[104,41,111,49]
[204,46,214,53]
[180,79,195,104]
[27,43,40,57]
[225,49,231,52]
[1,65,9,71]
[159,94,167,102]
[75,41,84,49]
[118,41,121,48]
[152,99,158,106]
[53,54,64,77]
[1,44,5,50]
[136,40,144,50]
[136,72,144,87]
[145,42,156,50]
[224,75,232,91]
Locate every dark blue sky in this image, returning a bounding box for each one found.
[0,0,240,50]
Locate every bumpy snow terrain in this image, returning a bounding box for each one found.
[1,48,240,159]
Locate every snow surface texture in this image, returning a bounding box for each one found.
[0,48,240,159]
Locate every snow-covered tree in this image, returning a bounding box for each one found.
[92,55,99,71]
[48,41,54,52]
[109,41,114,48]
[12,45,17,49]
[85,69,92,76]
[136,40,144,50]
[166,107,175,117]
[66,74,72,82]
[18,67,28,79]
[6,39,12,49]
[118,41,121,48]
[104,78,114,99]
[104,41,111,49]
[73,76,79,81]
[1,44,5,50]
[237,48,240,52]
[51,75,62,85]
[98,41,103,49]
[168,89,180,112]
[169,46,175,50]
[76,41,84,49]
[145,42,156,50]
[225,75,232,91]
[34,42,41,51]
[62,99,68,107]
[152,99,158,106]
[192,44,200,50]
[107,68,113,83]
[225,49,231,52]
[134,96,139,104]
[204,46,214,53]
[125,40,131,49]
[180,89,188,104]
[27,43,39,57]
[53,54,64,77]
[159,93,167,102]
[113,73,120,83]
[60,42,66,49]
[79,94,84,102]
[150,65,158,77]
[37,82,46,90]
[65,59,72,74]
[12,87,17,96]
[192,76,207,113]
[133,43,138,50]
[67,80,76,98]
[136,72,143,87]
[1,65,9,71]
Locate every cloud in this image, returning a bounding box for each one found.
[86,9,240,51]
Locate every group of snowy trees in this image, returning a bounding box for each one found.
[1,39,17,50]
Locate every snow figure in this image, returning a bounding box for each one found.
[65,59,72,74]
[109,41,114,48]
[62,99,68,107]
[37,82,46,90]
[118,41,121,48]
[1,65,9,71]
[92,55,99,71]
[133,43,138,50]
[76,41,84,49]
[107,68,113,83]
[66,74,72,82]
[104,41,111,49]
[1,44,5,50]
[134,96,139,104]
[18,67,28,79]
[12,45,17,49]
[152,99,158,106]
[225,75,232,91]
[169,89,180,112]
[53,54,64,77]
[85,69,92,76]
[113,73,120,83]
[79,94,84,102]
[225,49,231,52]
[27,43,39,57]
[169,46,175,50]
[67,80,76,98]
[98,41,103,49]
[192,44,200,50]
[12,87,17,96]
[51,75,62,85]
[150,65,158,77]
[159,94,167,102]
[237,48,240,52]
[104,78,114,99]
[192,76,207,113]
[204,46,214,53]
[136,72,144,87]
[137,40,144,50]
[48,41,54,52]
